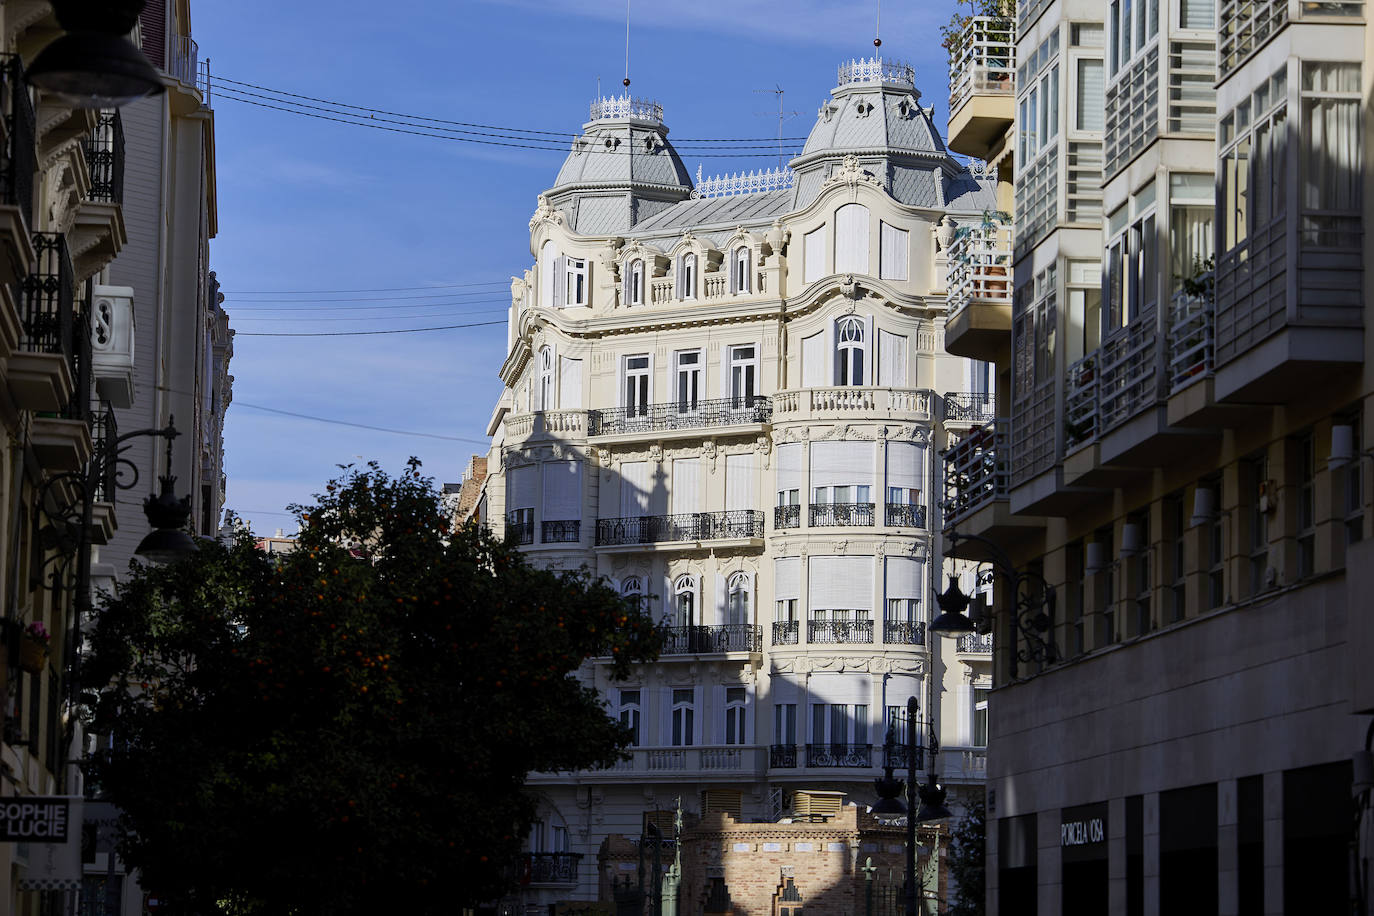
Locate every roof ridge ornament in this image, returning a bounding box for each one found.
[820,154,883,192]
[589,93,663,124]
[836,57,916,89]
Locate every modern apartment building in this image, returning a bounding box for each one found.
[474,57,1003,912]
[941,0,1370,912]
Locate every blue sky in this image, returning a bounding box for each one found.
[195,0,953,534]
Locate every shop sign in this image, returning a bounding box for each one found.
[1060,802,1108,864]
[0,797,71,841]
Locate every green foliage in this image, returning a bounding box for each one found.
[940,0,1017,65]
[83,459,661,916]
[1179,255,1216,301]
[947,797,986,916]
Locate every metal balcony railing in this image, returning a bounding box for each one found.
[882,743,924,770]
[941,419,1008,524]
[588,396,771,436]
[884,503,927,528]
[1168,279,1214,392]
[809,502,875,527]
[946,225,1012,315]
[506,516,533,546]
[20,233,74,355]
[1064,353,1100,451]
[91,405,118,503]
[943,391,996,424]
[2,55,35,229]
[774,504,800,529]
[168,34,199,86]
[805,743,873,768]
[957,632,994,654]
[949,16,1016,114]
[595,510,764,546]
[769,744,798,768]
[883,621,926,646]
[807,620,874,644]
[523,852,581,885]
[772,621,799,645]
[838,57,915,88]
[661,624,761,655]
[540,519,580,543]
[83,110,125,205]
[1098,307,1161,433]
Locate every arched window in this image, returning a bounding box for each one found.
[836,316,866,386]
[538,346,554,410]
[677,253,697,300]
[621,575,642,598]
[674,574,697,627]
[732,246,751,294]
[727,572,751,626]
[628,258,645,306]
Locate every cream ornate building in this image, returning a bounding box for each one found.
[476,58,1000,911]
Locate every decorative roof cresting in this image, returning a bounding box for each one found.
[589,94,664,124]
[691,165,795,199]
[837,57,916,89]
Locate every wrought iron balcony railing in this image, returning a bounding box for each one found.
[84,110,124,204]
[1168,279,1214,392]
[884,502,927,528]
[587,396,771,437]
[943,391,996,424]
[805,743,873,768]
[20,232,74,355]
[941,419,1009,524]
[91,405,118,503]
[662,624,761,655]
[807,620,874,644]
[949,16,1016,114]
[595,510,765,546]
[946,225,1012,315]
[2,55,35,229]
[882,743,924,770]
[506,516,533,546]
[774,504,800,529]
[523,852,582,885]
[769,744,798,768]
[957,632,994,654]
[540,519,581,543]
[772,621,799,645]
[838,57,915,88]
[809,502,875,527]
[883,621,926,646]
[1064,353,1099,451]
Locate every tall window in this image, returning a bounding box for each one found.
[973,688,990,746]
[539,239,558,307]
[674,575,696,628]
[1219,66,1287,257]
[724,687,746,745]
[726,572,751,626]
[1076,59,1105,131]
[836,317,865,386]
[1169,174,1214,290]
[729,345,757,408]
[624,355,650,416]
[1129,512,1152,636]
[774,703,796,747]
[677,253,698,299]
[732,246,751,294]
[1104,182,1158,331]
[538,346,554,411]
[1300,62,1362,250]
[675,350,701,414]
[671,688,695,746]
[565,257,588,306]
[620,689,642,746]
[628,258,645,306]
[834,203,870,274]
[1345,421,1365,546]
[622,576,643,607]
[812,703,868,747]
[1295,433,1315,579]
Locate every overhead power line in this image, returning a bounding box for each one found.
[230,299,510,313]
[234,308,506,323]
[236,319,507,337]
[227,280,509,294]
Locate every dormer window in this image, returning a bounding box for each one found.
[731,246,751,294]
[677,253,698,300]
[628,259,645,306]
[564,257,588,307]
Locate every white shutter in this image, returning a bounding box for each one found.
[835,204,870,274]
[542,460,582,521]
[880,222,909,281]
[776,443,802,494]
[885,556,922,600]
[540,241,557,307]
[810,556,874,610]
[804,226,827,283]
[715,574,727,625]
[862,314,874,385]
[620,461,651,515]
[810,441,875,490]
[726,453,758,511]
[507,465,536,510]
[672,458,701,514]
[775,557,801,601]
[878,330,907,387]
[552,255,566,308]
[802,332,826,387]
[559,356,582,409]
[885,441,924,494]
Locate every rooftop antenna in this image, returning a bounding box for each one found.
[623,0,632,89]
[753,87,801,170]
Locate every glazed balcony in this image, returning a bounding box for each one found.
[772,387,930,423]
[595,510,765,549]
[587,396,770,441]
[941,420,1008,527]
[942,391,995,426]
[947,16,1016,159]
[807,619,874,644]
[809,502,875,527]
[522,852,582,886]
[502,409,587,445]
[12,233,76,412]
[944,226,1012,362]
[661,624,762,655]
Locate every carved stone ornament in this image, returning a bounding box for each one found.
[529,194,565,231]
[935,215,958,252]
[597,448,612,465]
[703,440,718,472]
[854,98,875,118]
[833,539,848,554]
[839,274,859,304]
[649,444,663,463]
[765,219,789,256]
[821,154,882,191]
[819,102,838,122]
[510,276,528,302]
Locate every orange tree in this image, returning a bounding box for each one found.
[82,460,660,915]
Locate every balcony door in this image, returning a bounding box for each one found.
[729,345,757,410]
[675,350,701,416]
[624,354,650,417]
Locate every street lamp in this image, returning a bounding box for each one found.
[871,696,951,916]
[134,430,196,564]
[944,531,1059,678]
[929,574,977,639]
[25,0,166,108]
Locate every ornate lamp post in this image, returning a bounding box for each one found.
[872,695,952,916]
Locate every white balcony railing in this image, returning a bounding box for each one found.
[946,225,1012,315]
[772,387,931,422]
[589,94,663,124]
[949,16,1016,115]
[502,409,587,442]
[528,745,768,780]
[1064,353,1099,451]
[837,57,916,88]
[1168,281,1214,392]
[691,165,795,200]
[941,746,988,782]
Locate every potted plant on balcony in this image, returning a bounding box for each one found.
[19,621,49,675]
